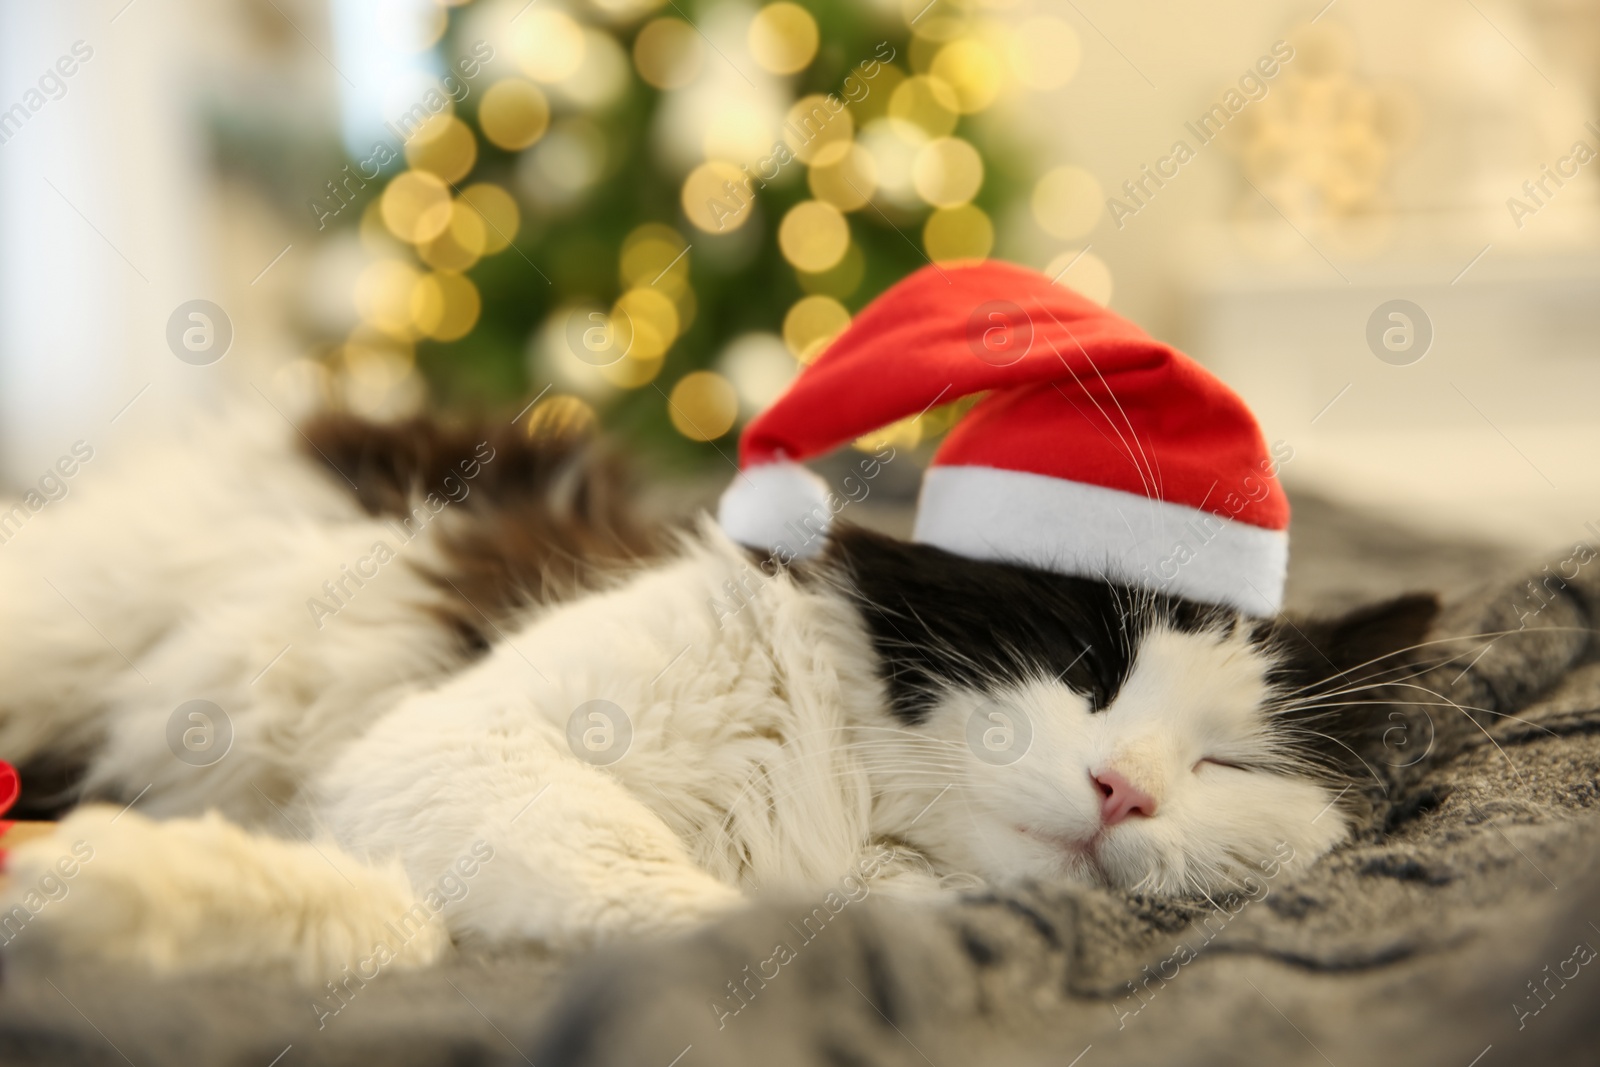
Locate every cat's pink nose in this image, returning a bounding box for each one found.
[1092,768,1157,825]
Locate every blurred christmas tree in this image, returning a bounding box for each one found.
[319,0,1064,474]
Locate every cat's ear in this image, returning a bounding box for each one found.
[1267,592,1440,692]
[1317,593,1441,676]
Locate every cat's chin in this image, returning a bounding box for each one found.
[1016,824,1110,883]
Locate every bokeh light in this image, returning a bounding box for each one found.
[614,287,680,354]
[512,9,586,83]
[381,170,453,244]
[418,203,485,272]
[930,39,1002,113]
[456,183,520,253]
[340,328,424,420]
[888,76,960,139]
[1044,248,1114,307]
[478,79,551,151]
[1012,17,1081,91]
[912,137,984,207]
[525,394,598,439]
[779,200,850,273]
[522,119,609,206]
[808,141,878,211]
[796,241,865,299]
[1032,165,1103,239]
[748,3,820,76]
[923,203,994,261]
[784,95,854,164]
[404,114,477,184]
[355,258,423,339]
[619,223,691,294]
[598,326,666,388]
[633,18,704,90]
[557,29,631,110]
[411,271,482,340]
[904,0,969,43]
[782,294,850,362]
[717,332,796,417]
[854,412,923,454]
[859,119,925,208]
[668,371,739,440]
[683,161,754,233]
[849,65,905,126]
[702,98,781,166]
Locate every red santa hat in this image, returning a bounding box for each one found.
[716,261,1290,615]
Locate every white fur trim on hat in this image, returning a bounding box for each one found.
[913,465,1288,615]
[717,461,833,558]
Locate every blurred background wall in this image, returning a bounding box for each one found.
[1,0,1596,553]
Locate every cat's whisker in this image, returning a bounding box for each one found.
[1274,696,1558,738]
[1271,625,1597,704]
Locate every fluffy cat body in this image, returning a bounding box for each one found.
[0,414,1428,980]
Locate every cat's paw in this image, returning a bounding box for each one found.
[0,805,450,984]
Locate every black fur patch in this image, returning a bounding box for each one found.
[299,411,662,653]
[1258,593,1441,785]
[819,525,1233,724]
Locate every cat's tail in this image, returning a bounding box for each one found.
[0,805,449,986]
[297,410,668,641]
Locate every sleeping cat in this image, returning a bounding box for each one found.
[0,411,1436,982]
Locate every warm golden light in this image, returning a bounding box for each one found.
[912,136,984,207]
[456,183,520,254]
[782,294,850,362]
[1032,165,1103,239]
[479,79,551,151]
[1012,16,1081,91]
[513,10,586,83]
[923,203,994,262]
[381,170,453,244]
[418,203,485,272]
[748,2,820,75]
[598,344,665,389]
[796,240,866,299]
[783,95,854,164]
[525,394,598,440]
[1044,248,1114,307]
[411,271,482,341]
[808,141,879,211]
[616,287,680,339]
[888,75,960,138]
[355,259,423,340]
[405,114,477,184]
[778,200,851,273]
[854,413,923,454]
[633,18,704,90]
[849,65,905,126]
[930,39,1002,113]
[619,222,691,293]
[682,161,754,233]
[668,371,740,440]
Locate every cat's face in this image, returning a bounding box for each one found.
[825,527,1438,896]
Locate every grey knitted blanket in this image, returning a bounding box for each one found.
[5,498,1599,1067]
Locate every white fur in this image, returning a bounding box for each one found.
[0,417,1349,980]
[885,623,1349,894]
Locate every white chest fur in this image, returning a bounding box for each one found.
[308,532,898,947]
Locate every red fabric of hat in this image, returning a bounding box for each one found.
[717,260,1290,614]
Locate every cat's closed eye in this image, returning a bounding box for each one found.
[1193,757,1250,772]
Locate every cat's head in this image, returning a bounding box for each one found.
[823,526,1439,896]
